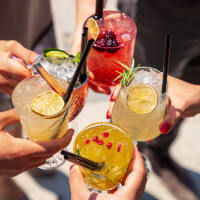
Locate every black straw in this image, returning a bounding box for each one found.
[79,27,88,83]
[61,150,104,171]
[162,34,171,95]
[63,39,95,104]
[95,0,104,19]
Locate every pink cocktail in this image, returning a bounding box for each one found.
[87,11,137,88]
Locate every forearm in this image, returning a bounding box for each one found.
[0,109,19,130]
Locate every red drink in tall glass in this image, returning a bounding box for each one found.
[87,11,137,88]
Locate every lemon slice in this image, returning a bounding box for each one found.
[127,84,158,114]
[31,91,64,116]
[86,18,99,40]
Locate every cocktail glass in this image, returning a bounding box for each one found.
[86,10,137,88]
[34,55,89,121]
[12,75,71,169]
[73,122,133,191]
[112,66,168,142]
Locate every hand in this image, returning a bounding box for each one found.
[69,147,147,200]
[106,85,120,119]
[159,76,200,134]
[0,129,74,177]
[0,109,20,131]
[0,40,37,95]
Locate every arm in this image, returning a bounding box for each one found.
[71,0,96,55]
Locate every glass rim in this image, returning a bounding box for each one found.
[76,122,132,139]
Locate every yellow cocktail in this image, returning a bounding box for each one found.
[112,66,168,141]
[12,75,71,168]
[73,122,133,191]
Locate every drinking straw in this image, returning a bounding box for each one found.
[63,39,95,104]
[79,27,88,83]
[161,34,171,95]
[32,63,65,97]
[95,0,104,19]
[61,150,104,171]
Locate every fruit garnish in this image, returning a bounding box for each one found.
[31,91,64,116]
[127,84,158,114]
[97,140,104,145]
[102,132,109,137]
[85,139,90,144]
[86,18,99,40]
[106,142,112,149]
[92,136,99,142]
[43,48,72,59]
[117,144,122,152]
[114,59,139,87]
[94,30,120,53]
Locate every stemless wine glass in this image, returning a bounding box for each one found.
[73,122,133,191]
[112,66,168,142]
[12,75,71,169]
[34,55,89,121]
[85,10,137,88]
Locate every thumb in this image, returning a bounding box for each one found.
[69,165,90,199]
[37,129,74,154]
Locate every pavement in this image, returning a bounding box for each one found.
[13,0,200,200]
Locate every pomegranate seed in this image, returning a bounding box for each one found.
[102,132,109,138]
[85,139,90,144]
[106,142,112,149]
[97,140,104,145]
[92,136,98,142]
[117,144,122,152]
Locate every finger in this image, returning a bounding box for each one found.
[37,129,74,154]
[69,165,90,199]
[110,85,120,101]
[0,84,14,95]
[0,109,20,130]
[88,80,111,95]
[0,72,19,87]
[159,101,182,135]
[6,40,37,64]
[106,102,115,119]
[119,147,147,197]
[6,58,32,79]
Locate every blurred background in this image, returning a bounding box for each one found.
[7,0,200,200]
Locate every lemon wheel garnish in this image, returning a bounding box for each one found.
[86,18,99,40]
[31,91,65,116]
[127,84,158,114]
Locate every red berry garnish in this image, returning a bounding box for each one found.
[97,140,104,145]
[92,136,99,142]
[85,139,90,144]
[102,132,109,138]
[117,144,122,152]
[94,30,120,53]
[106,142,112,149]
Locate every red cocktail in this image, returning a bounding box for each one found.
[87,11,137,88]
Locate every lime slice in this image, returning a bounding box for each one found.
[43,48,71,59]
[86,18,99,40]
[31,91,64,116]
[127,84,158,114]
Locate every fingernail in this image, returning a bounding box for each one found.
[159,122,171,135]
[106,110,111,119]
[110,93,114,101]
[70,165,78,173]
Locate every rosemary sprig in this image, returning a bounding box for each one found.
[114,60,140,87]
